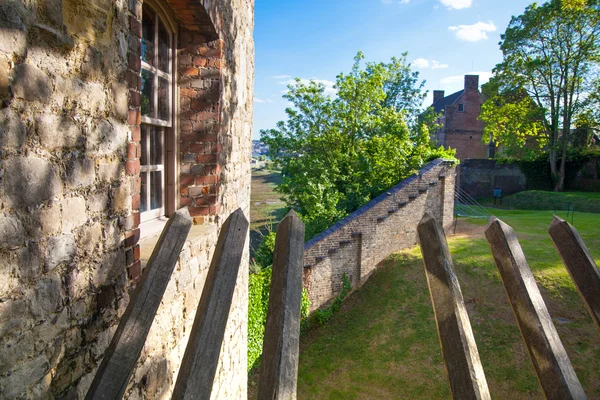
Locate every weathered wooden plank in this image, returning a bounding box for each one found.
[549,215,600,333]
[86,208,193,400]
[417,213,490,400]
[485,216,587,400]
[258,210,305,400]
[171,208,249,399]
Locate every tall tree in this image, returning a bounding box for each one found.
[490,0,600,190]
[261,52,454,238]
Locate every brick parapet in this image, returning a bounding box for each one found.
[303,159,456,311]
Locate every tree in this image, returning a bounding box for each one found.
[486,0,600,190]
[261,52,455,238]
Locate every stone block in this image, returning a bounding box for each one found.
[29,275,63,318]
[112,82,128,120]
[80,82,106,114]
[0,213,25,250]
[0,296,29,337]
[88,192,109,214]
[80,222,102,256]
[0,107,25,149]
[37,205,62,237]
[88,118,127,155]
[33,308,69,345]
[98,161,123,182]
[112,181,131,213]
[68,267,90,300]
[16,244,42,283]
[93,250,125,287]
[0,3,27,58]
[0,331,35,375]
[0,253,17,296]
[62,196,87,233]
[10,63,52,102]
[0,354,49,399]
[67,157,95,188]
[3,155,62,208]
[36,112,81,149]
[46,234,76,271]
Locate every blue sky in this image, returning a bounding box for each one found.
[252,0,533,139]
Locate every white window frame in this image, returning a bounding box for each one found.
[458,103,465,112]
[139,0,178,226]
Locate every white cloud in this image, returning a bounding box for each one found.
[439,0,472,9]
[440,71,492,86]
[400,0,410,4]
[431,60,449,69]
[413,58,430,69]
[254,97,265,103]
[413,58,449,70]
[273,75,291,79]
[448,21,496,42]
[278,78,337,97]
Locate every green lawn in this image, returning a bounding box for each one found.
[250,167,286,256]
[478,190,600,214]
[296,209,600,399]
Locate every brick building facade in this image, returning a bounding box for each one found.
[0,0,253,398]
[431,75,491,160]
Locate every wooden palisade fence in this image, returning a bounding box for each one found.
[417,213,597,400]
[85,208,306,400]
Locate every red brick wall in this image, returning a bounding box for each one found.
[444,89,488,160]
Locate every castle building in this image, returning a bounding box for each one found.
[431,75,493,160]
[0,0,253,397]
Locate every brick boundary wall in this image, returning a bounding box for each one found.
[303,159,456,311]
[457,159,527,199]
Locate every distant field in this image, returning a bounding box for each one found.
[478,190,600,214]
[249,167,286,256]
[294,208,600,399]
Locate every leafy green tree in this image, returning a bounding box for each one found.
[480,77,546,159]
[261,52,455,238]
[487,0,600,190]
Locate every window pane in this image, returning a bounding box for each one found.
[158,20,170,73]
[158,77,170,121]
[150,127,163,165]
[141,173,148,212]
[140,125,148,165]
[141,5,155,67]
[141,69,155,117]
[150,171,163,210]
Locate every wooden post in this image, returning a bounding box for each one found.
[485,216,587,400]
[258,210,305,400]
[171,208,249,400]
[86,208,193,400]
[417,213,491,400]
[549,215,600,333]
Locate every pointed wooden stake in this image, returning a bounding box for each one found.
[485,216,586,400]
[86,208,193,400]
[549,215,600,333]
[417,213,490,400]
[258,210,305,400]
[172,208,249,400]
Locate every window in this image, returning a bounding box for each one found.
[458,103,465,112]
[140,3,175,223]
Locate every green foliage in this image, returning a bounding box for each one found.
[311,274,352,326]
[248,266,311,371]
[487,0,600,190]
[261,52,455,238]
[253,231,276,268]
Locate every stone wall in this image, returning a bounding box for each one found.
[458,159,527,199]
[0,0,253,398]
[303,159,456,311]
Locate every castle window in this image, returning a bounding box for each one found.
[458,103,465,112]
[140,2,176,224]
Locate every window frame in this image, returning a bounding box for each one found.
[139,0,179,227]
[458,103,465,112]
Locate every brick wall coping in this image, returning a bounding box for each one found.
[304,158,456,251]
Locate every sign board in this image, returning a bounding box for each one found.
[493,188,502,198]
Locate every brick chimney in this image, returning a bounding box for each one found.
[464,75,479,92]
[433,90,445,104]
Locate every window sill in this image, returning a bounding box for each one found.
[139,219,218,266]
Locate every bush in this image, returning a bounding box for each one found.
[254,231,276,268]
[248,266,310,371]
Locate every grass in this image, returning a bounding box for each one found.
[478,190,600,214]
[249,167,287,257]
[294,208,600,399]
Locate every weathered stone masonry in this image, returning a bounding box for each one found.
[0,0,253,398]
[303,159,456,311]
